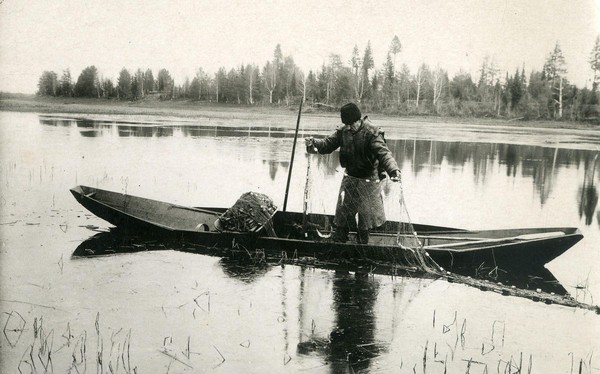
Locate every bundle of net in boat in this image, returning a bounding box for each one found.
[216,192,277,233]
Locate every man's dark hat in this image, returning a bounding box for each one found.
[340,103,361,125]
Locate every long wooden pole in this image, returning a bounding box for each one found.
[283,99,303,212]
[301,154,311,234]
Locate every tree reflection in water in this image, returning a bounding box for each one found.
[39,115,600,214]
[578,154,599,225]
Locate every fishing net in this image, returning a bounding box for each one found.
[302,155,442,273]
[390,181,442,273]
[215,192,277,234]
[301,156,334,239]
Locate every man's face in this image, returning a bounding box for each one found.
[343,120,358,129]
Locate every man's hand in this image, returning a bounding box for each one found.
[390,170,401,183]
[305,137,318,153]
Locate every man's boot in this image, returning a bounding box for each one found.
[357,229,370,244]
[332,226,349,243]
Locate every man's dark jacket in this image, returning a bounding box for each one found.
[307,117,400,179]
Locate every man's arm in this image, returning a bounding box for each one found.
[306,131,341,154]
[371,134,401,180]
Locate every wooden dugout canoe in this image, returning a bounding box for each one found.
[70,185,583,273]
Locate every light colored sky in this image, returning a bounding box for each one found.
[0,0,599,94]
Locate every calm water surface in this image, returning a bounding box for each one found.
[1,111,599,373]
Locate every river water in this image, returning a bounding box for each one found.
[0,110,599,373]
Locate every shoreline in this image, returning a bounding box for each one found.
[1,95,599,131]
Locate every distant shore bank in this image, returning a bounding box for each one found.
[1,95,598,131]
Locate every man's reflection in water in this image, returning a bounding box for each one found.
[327,271,381,373]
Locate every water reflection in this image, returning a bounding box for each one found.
[218,256,270,283]
[294,270,431,372]
[504,144,519,177]
[181,125,292,138]
[73,228,569,294]
[75,118,97,128]
[579,186,598,226]
[39,117,72,127]
[71,228,172,257]
[117,125,174,137]
[70,228,578,370]
[578,156,599,225]
[40,116,296,138]
[299,138,599,211]
[39,115,600,213]
[386,139,596,183]
[263,160,288,181]
[327,271,381,372]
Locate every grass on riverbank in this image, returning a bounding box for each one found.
[1,94,598,130]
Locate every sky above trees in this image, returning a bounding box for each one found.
[1,0,599,94]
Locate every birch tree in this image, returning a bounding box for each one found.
[414,64,429,108]
[246,64,255,104]
[297,70,307,102]
[397,63,410,105]
[214,68,227,103]
[263,61,276,104]
[134,68,144,99]
[430,66,446,108]
[544,42,567,118]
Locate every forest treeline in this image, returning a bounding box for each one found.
[36,36,600,122]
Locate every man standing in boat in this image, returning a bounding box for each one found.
[305,102,401,244]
